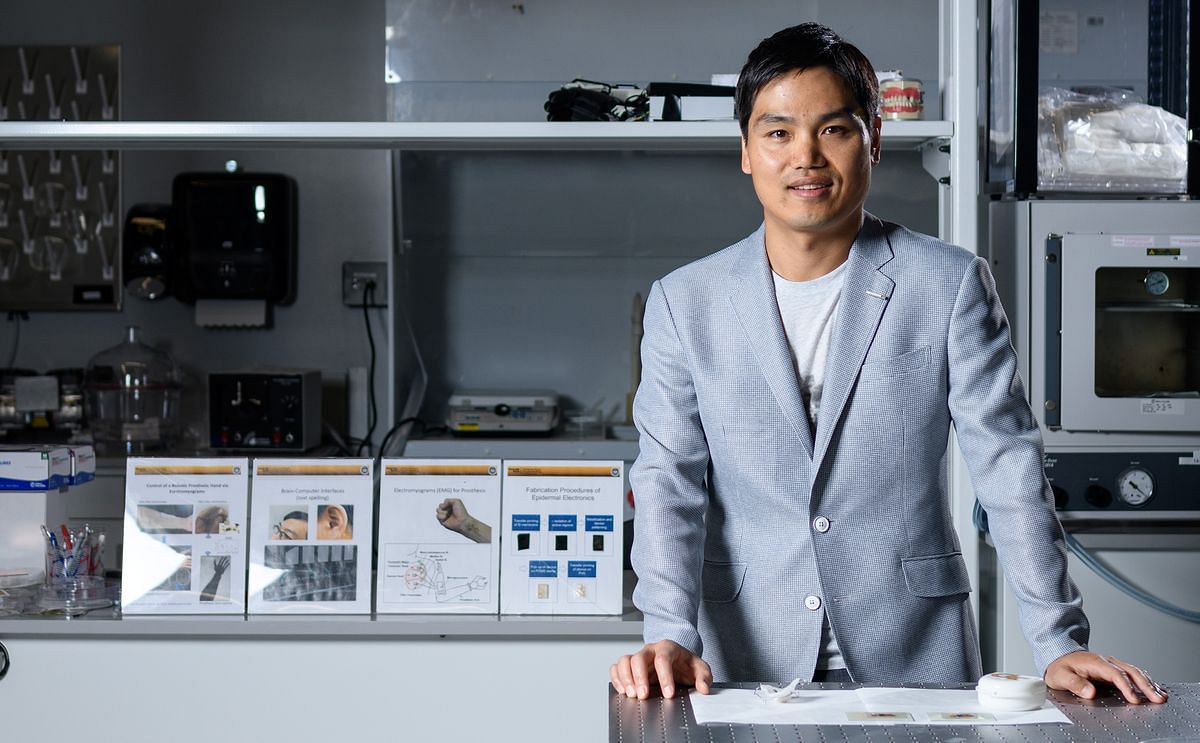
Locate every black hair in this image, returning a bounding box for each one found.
[735,23,879,138]
[283,510,308,522]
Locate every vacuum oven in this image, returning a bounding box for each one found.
[984,200,1200,680]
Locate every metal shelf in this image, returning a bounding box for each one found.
[0,119,952,151]
[0,609,645,638]
[402,436,640,461]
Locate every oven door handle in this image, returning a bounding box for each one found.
[1043,235,1062,429]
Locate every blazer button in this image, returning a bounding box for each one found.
[813,516,830,533]
[805,595,822,611]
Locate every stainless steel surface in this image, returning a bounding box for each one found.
[610,682,1200,743]
[0,120,952,151]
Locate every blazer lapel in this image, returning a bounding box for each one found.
[813,215,896,467]
[728,227,815,459]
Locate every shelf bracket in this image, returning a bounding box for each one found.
[921,138,951,185]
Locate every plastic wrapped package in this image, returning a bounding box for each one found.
[1037,86,1187,193]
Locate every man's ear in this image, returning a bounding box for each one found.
[741,136,752,175]
[325,505,346,529]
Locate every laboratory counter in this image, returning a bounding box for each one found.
[610,681,1200,743]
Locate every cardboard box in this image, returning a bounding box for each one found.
[0,445,71,491]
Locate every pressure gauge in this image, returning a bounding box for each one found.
[1144,270,1170,296]
[1116,467,1155,507]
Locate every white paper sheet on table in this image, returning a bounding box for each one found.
[689,687,1072,726]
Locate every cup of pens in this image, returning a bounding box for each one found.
[39,523,114,614]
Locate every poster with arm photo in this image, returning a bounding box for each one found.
[121,458,249,614]
[376,459,501,614]
[247,459,374,614]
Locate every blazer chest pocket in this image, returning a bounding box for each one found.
[901,552,971,597]
[859,345,931,383]
[702,561,747,604]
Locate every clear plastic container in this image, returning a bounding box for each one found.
[35,575,117,616]
[0,567,42,616]
[84,325,182,455]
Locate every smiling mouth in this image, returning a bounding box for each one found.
[788,182,832,197]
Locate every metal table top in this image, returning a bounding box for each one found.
[609,682,1200,742]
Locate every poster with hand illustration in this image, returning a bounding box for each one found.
[121,457,248,614]
[376,459,501,614]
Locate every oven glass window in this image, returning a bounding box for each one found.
[1095,267,1200,397]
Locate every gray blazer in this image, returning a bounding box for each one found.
[630,216,1088,684]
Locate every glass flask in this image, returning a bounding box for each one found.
[84,326,182,455]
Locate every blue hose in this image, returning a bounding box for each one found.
[974,500,1200,624]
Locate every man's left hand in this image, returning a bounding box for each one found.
[1045,651,1168,704]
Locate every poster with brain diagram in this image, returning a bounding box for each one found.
[376,459,501,613]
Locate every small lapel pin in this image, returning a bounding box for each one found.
[865,290,890,300]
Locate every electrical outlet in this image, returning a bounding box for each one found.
[342,261,388,307]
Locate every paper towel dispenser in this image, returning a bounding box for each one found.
[171,172,297,305]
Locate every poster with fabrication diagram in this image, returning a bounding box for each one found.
[247,459,374,614]
[376,459,501,613]
[500,460,624,615]
[121,458,248,614]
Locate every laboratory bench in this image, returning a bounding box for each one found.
[610,682,1200,743]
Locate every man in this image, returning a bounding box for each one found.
[610,23,1167,705]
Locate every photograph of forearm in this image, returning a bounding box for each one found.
[199,555,232,602]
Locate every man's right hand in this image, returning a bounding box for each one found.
[610,640,713,700]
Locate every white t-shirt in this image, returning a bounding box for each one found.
[772,260,848,672]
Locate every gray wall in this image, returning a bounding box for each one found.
[384,0,943,421]
[0,0,392,447]
[1,0,944,440]
[386,0,943,120]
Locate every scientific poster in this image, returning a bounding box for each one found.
[121,458,248,614]
[377,459,501,614]
[499,460,624,615]
[247,459,374,614]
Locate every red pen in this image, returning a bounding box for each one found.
[60,524,72,550]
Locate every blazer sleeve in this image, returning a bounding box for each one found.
[629,280,711,656]
[947,256,1090,674]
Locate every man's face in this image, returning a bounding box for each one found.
[274,517,308,541]
[740,66,880,243]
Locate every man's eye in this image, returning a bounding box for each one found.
[767,130,788,139]
[823,125,846,135]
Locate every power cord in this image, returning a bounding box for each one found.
[974,500,1200,624]
[375,416,449,461]
[355,281,378,456]
[323,422,359,456]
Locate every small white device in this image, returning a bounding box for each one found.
[976,672,1047,711]
[447,389,560,434]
